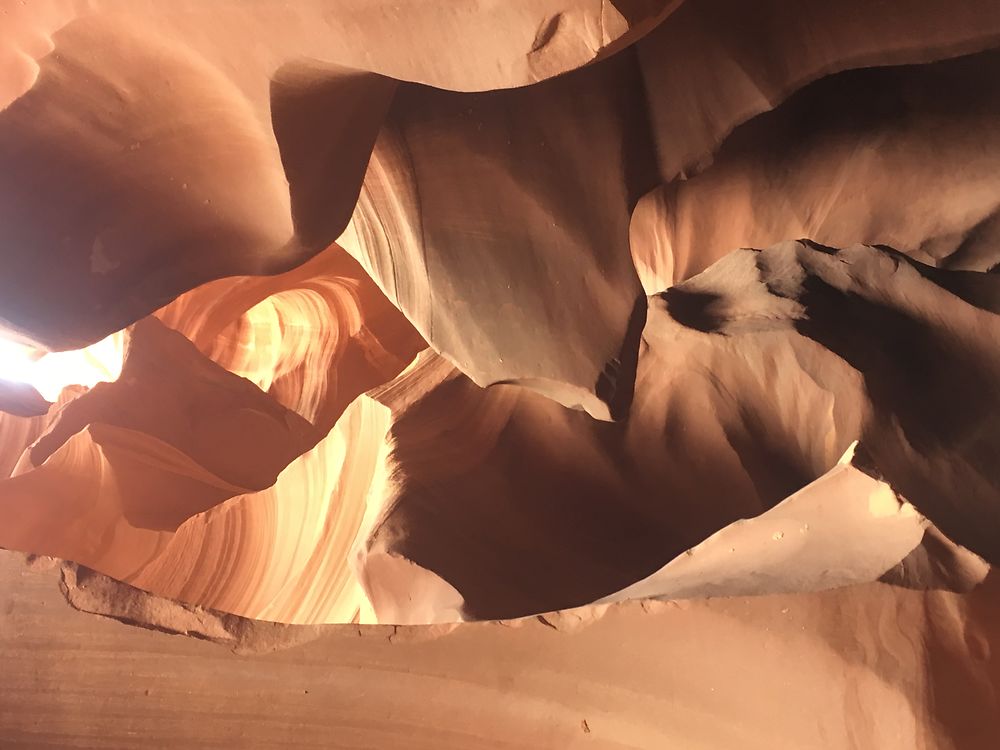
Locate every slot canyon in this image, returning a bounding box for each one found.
[2,1,1000,747]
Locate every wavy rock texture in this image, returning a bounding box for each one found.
[602,443,990,604]
[355,241,1000,621]
[343,0,1000,414]
[342,50,655,419]
[0,318,316,579]
[127,395,395,625]
[659,241,1000,558]
[2,1,1000,747]
[154,242,423,431]
[0,240,422,624]
[634,0,1000,182]
[3,549,1000,748]
[631,48,1000,290]
[0,0,675,351]
[0,387,86,477]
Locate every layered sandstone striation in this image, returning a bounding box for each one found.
[1,1,1000,747]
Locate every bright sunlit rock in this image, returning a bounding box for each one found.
[0,331,125,401]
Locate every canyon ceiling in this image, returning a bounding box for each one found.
[2,1,1000,747]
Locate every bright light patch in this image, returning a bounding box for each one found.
[0,331,125,401]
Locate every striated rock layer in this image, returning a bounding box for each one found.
[3,548,999,749]
[2,1,1000,747]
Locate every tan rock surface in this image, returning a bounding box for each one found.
[602,443,990,604]
[128,395,393,625]
[342,50,654,419]
[635,0,1000,183]
[2,549,999,748]
[0,0,674,354]
[0,318,317,580]
[0,242,422,624]
[355,240,999,620]
[657,241,1000,559]
[1,2,1000,745]
[154,242,423,432]
[631,48,1000,290]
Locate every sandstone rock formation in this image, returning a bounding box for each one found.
[5,548,1000,749]
[2,1,1000,747]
